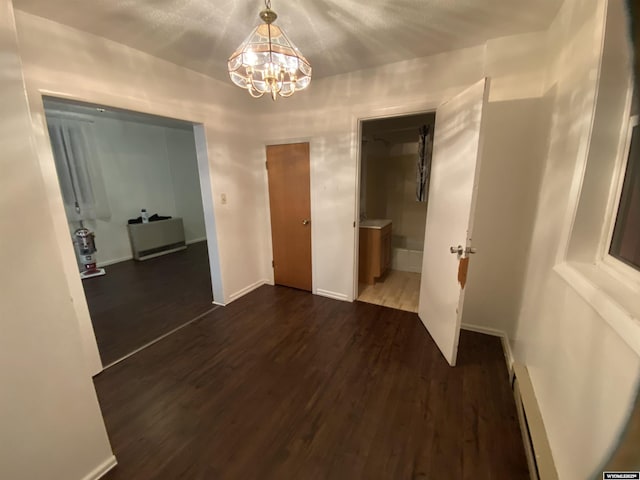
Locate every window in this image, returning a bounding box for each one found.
[609,116,640,271]
[553,0,640,357]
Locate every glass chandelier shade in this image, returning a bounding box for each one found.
[228,1,311,100]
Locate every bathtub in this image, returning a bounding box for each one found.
[390,235,423,273]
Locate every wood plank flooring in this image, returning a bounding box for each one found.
[96,285,528,479]
[83,241,213,366]
[358,269,421,312]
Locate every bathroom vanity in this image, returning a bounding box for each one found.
[359,219,392,284]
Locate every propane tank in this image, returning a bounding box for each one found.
[73,227,106,279]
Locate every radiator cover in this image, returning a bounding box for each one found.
[512,363,558,480]
[127,218,186,261]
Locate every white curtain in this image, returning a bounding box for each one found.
[47,115,111,222]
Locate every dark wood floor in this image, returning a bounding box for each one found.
[83,241,213,365]
[96,285,528,479]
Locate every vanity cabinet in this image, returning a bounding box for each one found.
[359,221,392,285]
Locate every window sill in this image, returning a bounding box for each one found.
[554,261,640,356]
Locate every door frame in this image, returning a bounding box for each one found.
[351,100,441,302]
[33,91,224,374]
[262,136,316,294]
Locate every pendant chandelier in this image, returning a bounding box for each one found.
[228,0,312,100]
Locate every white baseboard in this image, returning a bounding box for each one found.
[501,335,515,378]
[461,323,514,376]
[315,288,350,302]
[81,455,117,480]
[228,279,269,303]
[97,255,133,267]
[461,323,504,337]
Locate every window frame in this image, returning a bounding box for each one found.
[553,2,640,359]
[598,98,640,291]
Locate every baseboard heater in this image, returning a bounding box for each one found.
[512,364,559,480]
[127,217,186,261]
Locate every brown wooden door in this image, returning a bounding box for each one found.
[266,143,312,291]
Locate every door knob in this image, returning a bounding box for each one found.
[450,245,477,256]
[302,219,310,225]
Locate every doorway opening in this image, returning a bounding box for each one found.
[356,112,436,312]
[43,97,218,367]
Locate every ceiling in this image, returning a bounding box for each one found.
[14,0,563,82]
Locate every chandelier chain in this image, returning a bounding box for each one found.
[265,0,271,10]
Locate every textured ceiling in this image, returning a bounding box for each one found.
[14,0,562,81]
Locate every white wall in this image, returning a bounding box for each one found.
[15,11,274,371]
[364,143,428,252]
[48,110,207,266]
[361,139,387,221]
[255,30,548,304]
[10,2,640,478]
[462,96,552,338]
[513,0,640,478]
[91,116,187,264]
[256,45,486,301]
[255,6,640,475]
[166,126,207,243]
[0,1,114,478]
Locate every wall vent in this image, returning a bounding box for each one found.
[127,218,186,261]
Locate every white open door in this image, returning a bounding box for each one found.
[418,77,490,366]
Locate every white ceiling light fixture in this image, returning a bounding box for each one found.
[228,0,312,100]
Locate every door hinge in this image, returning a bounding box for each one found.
[272,260,275,268]
[353,221,356,228]
[265,161,268,170]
